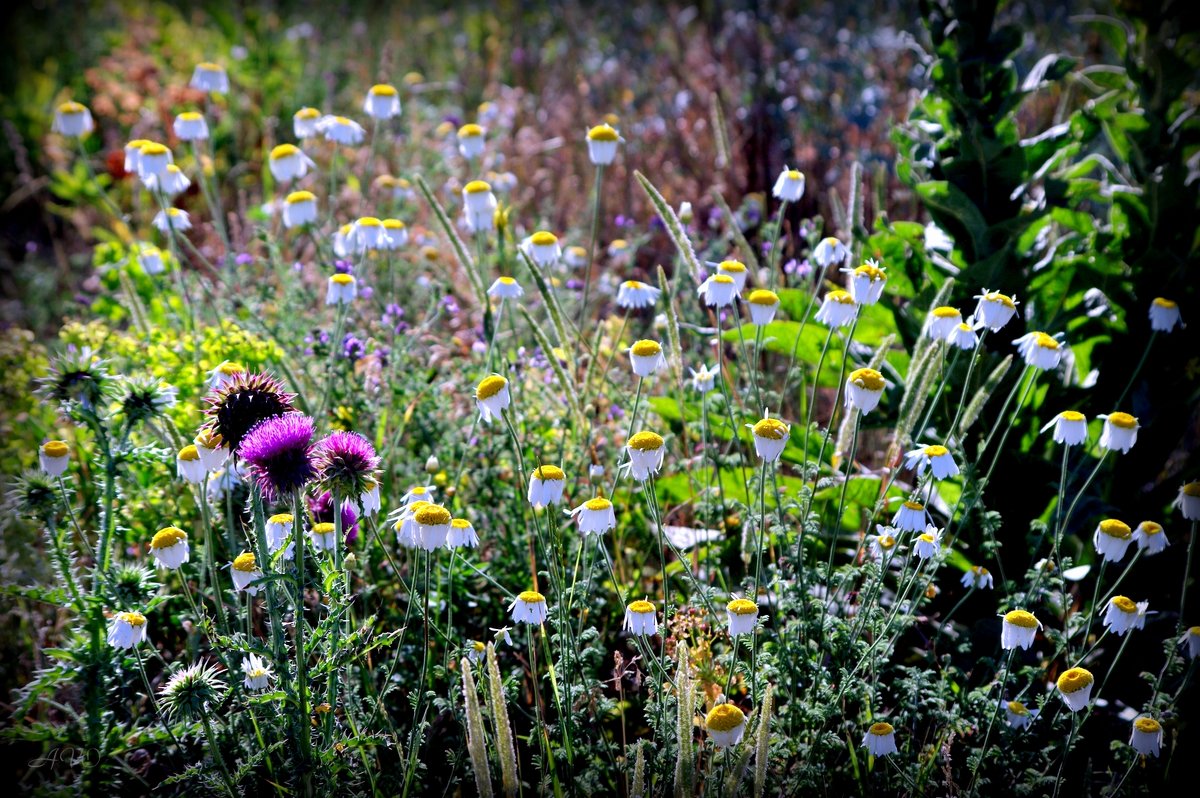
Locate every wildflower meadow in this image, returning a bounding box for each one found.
[1,1,1197,795]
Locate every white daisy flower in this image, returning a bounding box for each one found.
[268,144,315,182]
[414,504,452,552]
[697,273,738,307]
[628,339,665,377]
[746,289,781,325]
[1002,700,1037,730]
[747,413,789,464]
[1133,521,1167,555]
[190,62,229,94]
[173,111,209,142]
[326,273,357,305]
[528,465,567,508]
[924,306,962,341]
[586,124,621,165]
[487,276,524,299]
[1000,610,1041,650]
[862,722,898,758]
[726,597,758,636]
[913,525,942,559]
[1102,595,1148,636]
[463,179,497,233]
[903,444,959,480]
[625,431,666,482]
[242,653,274,691]
[149,526,190,570]
[1098,413,1139,453]
[716,260,749,293]
[1041,410,1088,446]
[319,115,366,145]
[1056,667,1094,713]
[457,123,486,159]
[176,445,207,485]
[1175,482,1200,521]
[1148,298,1182,333]
[772,167,805,202]
[230,552,263,595]
[892,500,929,533]
[689,364,717,393]
[525,231,561,267]
[1013,331,1065,371]
[52,101,94,137]
[447,518,479,549]
[475,375,511,425]
[568,496,617,536]
[510,590,548,625]
[623,599,658,636]
[107,611,149,649]
[1094,519,1134,562]
[1129,717,1163,757]
[814,290,857,328]
[845,368,886,414]
[960,566,993,590]
[293,107,322,139]
[362,83,401,120]
[152,207,191,233]
[947,316,981,350]
[282,190,318,228]
[706,704,747,749]
[39,440,69,477]
[974,289,1019,331]
[617,280,661,310]
[843,260,887,306]
[265,513,295,557]
[812,236,849,268]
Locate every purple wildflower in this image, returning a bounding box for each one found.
[308,490,359,543]
[238,414,316,501]
[313,431,380,501]
[235,253,254,266]
[334,260,353,274]
[341,334,366,362]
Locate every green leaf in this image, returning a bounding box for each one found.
[915,181,988,260]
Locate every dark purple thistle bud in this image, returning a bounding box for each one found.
[237,414,316,501]
[313,431,380,502]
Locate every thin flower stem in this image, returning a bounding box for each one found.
[766,199,789,289]
[1056,451,1110,547]
[783,260,833,397]
[1114,331,1156,409]
[732,309,763,411]
[944,329,989,445]
[484,298,506,374]
[967,648,1014,792]
[825,411,861,588]
[576,164,605,347]
[290,491,314,788]
[201,712,241,798]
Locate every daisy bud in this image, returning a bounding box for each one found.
[617,280,661,310]
[814,290,858,327]
[1056,667,1094,712]
[294,107,322,139]
[176,445,207,484]
[746,289,780,325]
[845,367,886,414]
[772,167,805,202]
[1093,519,1133,562]
[269,143,315,182]
[1041,410,1088,446]
[282,190,318,229]
[586,123,621,165]
[363,84,401,120]
[623,599,658,636]
[1098,413,1139,453]
[107,611,148,649]
[52,101,94,137]
[974,289,1019,331]
[706,704,747,749]
[190,62,229,94]
[1148,298,1182,333]
[726,598,758,636]
[862,722,898,758]
[510,590,548,625]
[231,552,263,594]
[457,123,486,159]
[173,111,209,142]
[39,440,69,477]
[924,306,962,340]
[149,526,190,570]
[628,340,665,377]
[326,273,357,305]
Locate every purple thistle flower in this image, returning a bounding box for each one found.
[235,252,254,266]
[238,414,316,501]
[313,431,380,501]
[309,490,359,543]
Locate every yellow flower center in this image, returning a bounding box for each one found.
[383,218,406,230]
[973,566,990,575]
[748,289,779,306]
[140,142,169,156]
[753,418,788,440]
[472,641,485,652]
[1057,667,1094,694]
[1059,410,1085,422]
[517,590,545,604]
[923,445,949,457]
[1190,626,1200,636]
[631,340,662,357]
[178,111,202,122]
[587,124,620,142]
[464,180,492,194]
[313,522,336,534]
[1183,482,1200,497]
[331,273,355,285]
[58,101,86,114]
[451,518,471,529]
[849,368,885,391]
[532,465,565,481]
[272,143,300,160]
[628,600,654,614]
[331,116,353,125]
[1032,332,1059,350]
[370,83,398,96]
[1152,297,1176,309]
[458,123,484,138]
[151,526,187,549]
[1004,610,1040,629]
[41,440,69,458]
[357,216,382,227]
[232,552,257,572]
[1007,701,1028,715]
[1134,717,1161,733]
[710,273,735,285]
[1099,519,1132,539]
[1106,412,1138,429]
[727,598,757,615]
[984,292,1015,308]
[878,535,896,549]
[287,190,316,204]
[718,260,747,273]
[918,532,936,544]
[415,505,451,525]
[623,280,647,289]
[628,431,665,451]
[854,264,886,281]
[706,703,746,731]
[267,513,293,525]
[868,721,894,736]
[1110,595,1137,613]
[531,231,557,246]
[785,170,803,181]
[119,611,147,627]
[295,107,321,120]
[827,290,855,305]
[178,445,200,462]
[584,497,612,511]
[903,500,924,511]
[1138,521,1162,535]
[197,62,223,72]
[932,306,960,318]
[476,375,507,400]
